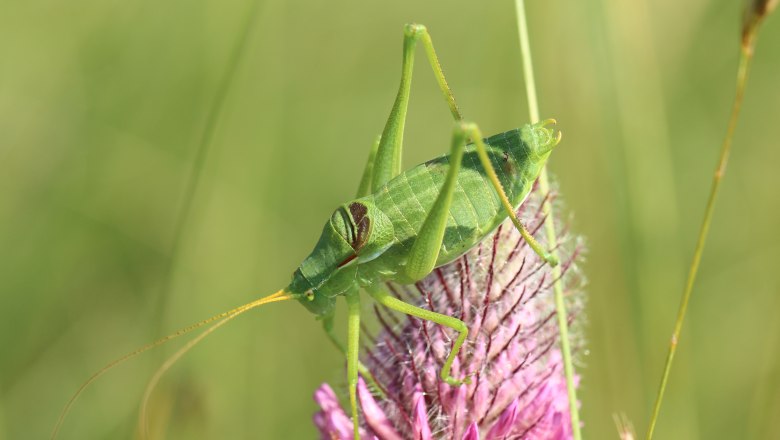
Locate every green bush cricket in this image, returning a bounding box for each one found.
[53,23,562,440]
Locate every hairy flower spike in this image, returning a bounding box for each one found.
[314,181,585,439]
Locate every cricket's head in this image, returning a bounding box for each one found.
[288,200,394,316]
[522,118,562,164]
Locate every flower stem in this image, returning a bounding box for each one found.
[514,2,582,439]
[644,35,755,440]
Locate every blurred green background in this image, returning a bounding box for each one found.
[1,0,779,438]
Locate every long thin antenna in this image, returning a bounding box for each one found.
[51,289,291,439]
[138,292,295,439]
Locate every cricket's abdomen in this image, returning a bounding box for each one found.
[366,128,540,283]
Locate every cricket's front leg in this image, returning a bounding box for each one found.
[365,284,470,386]
[321,310,385,398]
[344,290,362,440]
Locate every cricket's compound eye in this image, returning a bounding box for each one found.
[346,202,370,251]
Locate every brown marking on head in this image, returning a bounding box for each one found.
[348,202,370,252]
[337,253,358,268]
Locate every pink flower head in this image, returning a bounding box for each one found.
[314,182,585,439]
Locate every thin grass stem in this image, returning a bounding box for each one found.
[644,34,756,440]
[514,1,582,439]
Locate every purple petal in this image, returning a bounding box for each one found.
[473,381,491,421]
[311,408,353,440]
[485,398,519,440]
[412,391,432,440]
[312,384,361,440]
[462,422,480,440]
[327,411,355,440]
[313,383,342,411]
[357,377,403,440]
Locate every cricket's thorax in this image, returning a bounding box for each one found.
[290,124,552,315]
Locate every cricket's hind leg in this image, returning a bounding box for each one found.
[355,25,556,266]
[462,122,559,266]
[403,121,557,282]
[357,24,462,197]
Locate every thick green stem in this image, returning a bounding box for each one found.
[514,1,582,439]
[645,42,754,440]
